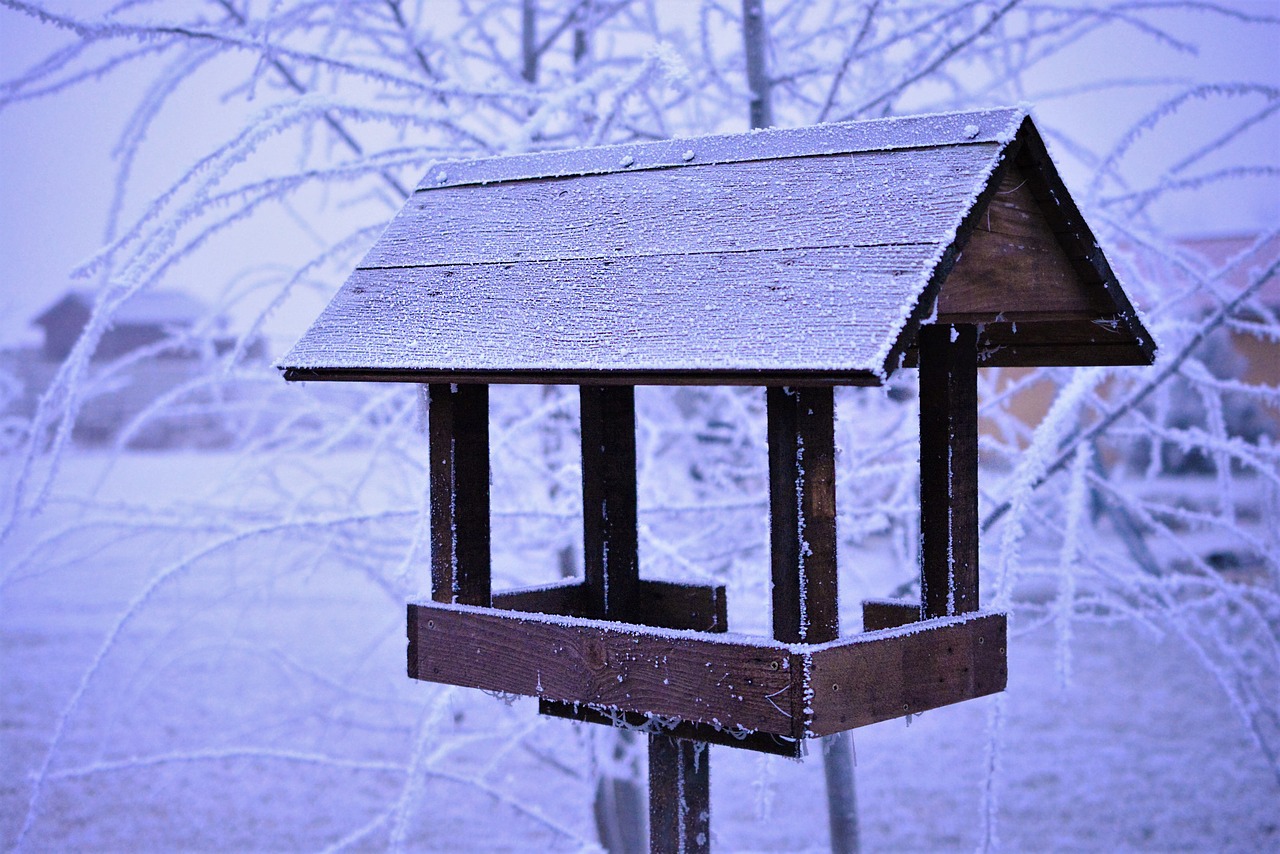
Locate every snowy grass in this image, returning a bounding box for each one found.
[3,451,1277,851]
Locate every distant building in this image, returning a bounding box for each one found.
[2,288,268,448]
[31,289,251,362]
[979,232,1280,464]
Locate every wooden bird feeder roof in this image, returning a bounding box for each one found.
[282,106,1153,386]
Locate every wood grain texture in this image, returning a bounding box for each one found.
[972,317,1151,367]
[410,602,1007,740]
[409,602,796,734]
[901,318,1155,369]
[428,383,490,606]
[493,579,726,632]
[805,612,1007,736]
[412,107,1024,191]
[918,325,979,618]
[767,386,838,645]
[939,165,1114,321]
[580,386,639,620]
[972,342,1152,367]
[649,736,710,854]
[491,579,586,616]
[861,599,922,631]
[283,245,938,380]
[630,580,727,633]
[368,146,1001,269]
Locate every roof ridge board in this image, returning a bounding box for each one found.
[354,239,950,272]
[415,106,1026,192]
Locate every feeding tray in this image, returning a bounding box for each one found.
[411,587,1005,756]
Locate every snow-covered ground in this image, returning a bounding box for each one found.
[2,451,1277,851]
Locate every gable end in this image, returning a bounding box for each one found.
[914,117,1156,368]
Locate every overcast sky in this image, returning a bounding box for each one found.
[1,2,1277,348]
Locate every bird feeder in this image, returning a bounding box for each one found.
[282,107,1154,851]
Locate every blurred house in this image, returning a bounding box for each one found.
[979,232,1280,465]
[34,289,209,362]
[1178,233,1280,388]
[1,289,268,449]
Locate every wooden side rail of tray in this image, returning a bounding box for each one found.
[408,595,1007,756]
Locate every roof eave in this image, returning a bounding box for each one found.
[280,366,886,387]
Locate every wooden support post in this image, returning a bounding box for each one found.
[767,386,838,644]
[918,324,979,618]
[767,386,849,852]
[428,383,491,606]
[580,385,640,620]
[649,736,710,854]
[580,386,657,853]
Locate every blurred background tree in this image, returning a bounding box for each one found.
[1,1,1277,850]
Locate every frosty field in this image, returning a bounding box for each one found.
[3,452,1276,852]
[2,0,1278,850]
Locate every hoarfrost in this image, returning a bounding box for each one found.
[3,2,1278,850]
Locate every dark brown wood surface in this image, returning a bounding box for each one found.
[901,317,1154,369]
[491,579,586,616]
[805,613,1007,736]
[409,602,795,734]
[972,318,1152,366]
[969,317,1148,346]
[649,736,711,854]
[428,383,490,606]
[1006,119,1155,364]
[493,579,726,632]
[918,325,979,618]
[629,580,727,632]
[939,165,1114,321]
[284,366,886,387]
[861,599,922,631]
[580,385,639,620]
[767,386,838,644]
[410,601,1007,740]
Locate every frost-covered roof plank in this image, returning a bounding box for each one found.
[289,245,937,383]
[365,145,1001,269]
[282,107,1155,385]
[414,107,1024,191]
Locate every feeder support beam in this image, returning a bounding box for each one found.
[650,736,711,853]
[918,324,979,617]
[580,385,640,620]
[767,386,839,644]
[428,383,491,606]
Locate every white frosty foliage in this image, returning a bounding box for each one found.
[1,1,1278,851]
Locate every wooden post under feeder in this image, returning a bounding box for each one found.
[282,107,1154,852]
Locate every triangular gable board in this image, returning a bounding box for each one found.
[941,165,1106,320]
[281,108,1153,386]
[928,120,1154,368]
